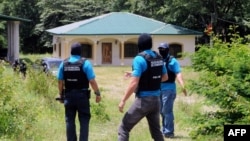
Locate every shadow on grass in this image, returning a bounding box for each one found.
[164,135,192,141]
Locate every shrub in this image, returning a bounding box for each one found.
[0,61,38,140]
[91,100,110,122]
[189,32,250,139]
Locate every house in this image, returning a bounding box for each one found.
[46,12,202,66]
[0,14,31,62]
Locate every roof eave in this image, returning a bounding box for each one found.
[0,14,31,22]
[47,33,203,36]
[153,33,203,35]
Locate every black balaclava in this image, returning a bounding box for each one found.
[158,42,169,58]
[71,42,82,56]
[159,48,169,58]
[138,33,152,52]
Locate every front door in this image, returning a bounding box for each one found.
[102,43,112,64]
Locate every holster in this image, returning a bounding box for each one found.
[64,89,91,99]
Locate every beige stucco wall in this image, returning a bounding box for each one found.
[52,35,196,66]
[153,35,196,66]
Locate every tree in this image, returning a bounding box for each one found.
[0,0,41,53]
[189,31,250,139]
[1,0,249,53]
[155,0,250,44]
[36,0,114,49]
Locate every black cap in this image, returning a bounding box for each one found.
[138,33,152,51]
[71,42,82,55]
[158,42,169,49]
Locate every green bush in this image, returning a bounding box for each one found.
[0,61,38,140]
[189,32,250,139]
[26,69,51,94]
[91,100,110,122]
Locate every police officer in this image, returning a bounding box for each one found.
[42,61,48,73]
[118,33,168,141]
[158,42,187,138]
[57,42,101,141]
[12,58,19,72]
[19,59,27,78]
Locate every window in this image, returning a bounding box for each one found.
[169,44,182,58]
[124,43,138,58]
[81,44,92,58]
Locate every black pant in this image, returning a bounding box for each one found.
[64,90,90,141]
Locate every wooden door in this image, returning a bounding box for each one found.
[102,43,112,64]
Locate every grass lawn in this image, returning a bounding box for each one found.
[42,66,201,141]
[1,54,212,141]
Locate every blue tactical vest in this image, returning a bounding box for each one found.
[135,51,163,93]
[63,58,89,89]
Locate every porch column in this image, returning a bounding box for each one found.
[120,41,124,66]
[93,41,97,66]
[7,21,20,63]
[64,41,69,59]
[63,40,74,59]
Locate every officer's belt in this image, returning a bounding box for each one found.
[65,89,89,93]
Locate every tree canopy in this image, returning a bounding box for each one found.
[190,31,250,139]
[0,0,249,53]
[0,0,249,139]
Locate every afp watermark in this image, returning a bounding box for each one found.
[224,125,250,140]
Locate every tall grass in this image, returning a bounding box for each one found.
[1,54,215,141]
